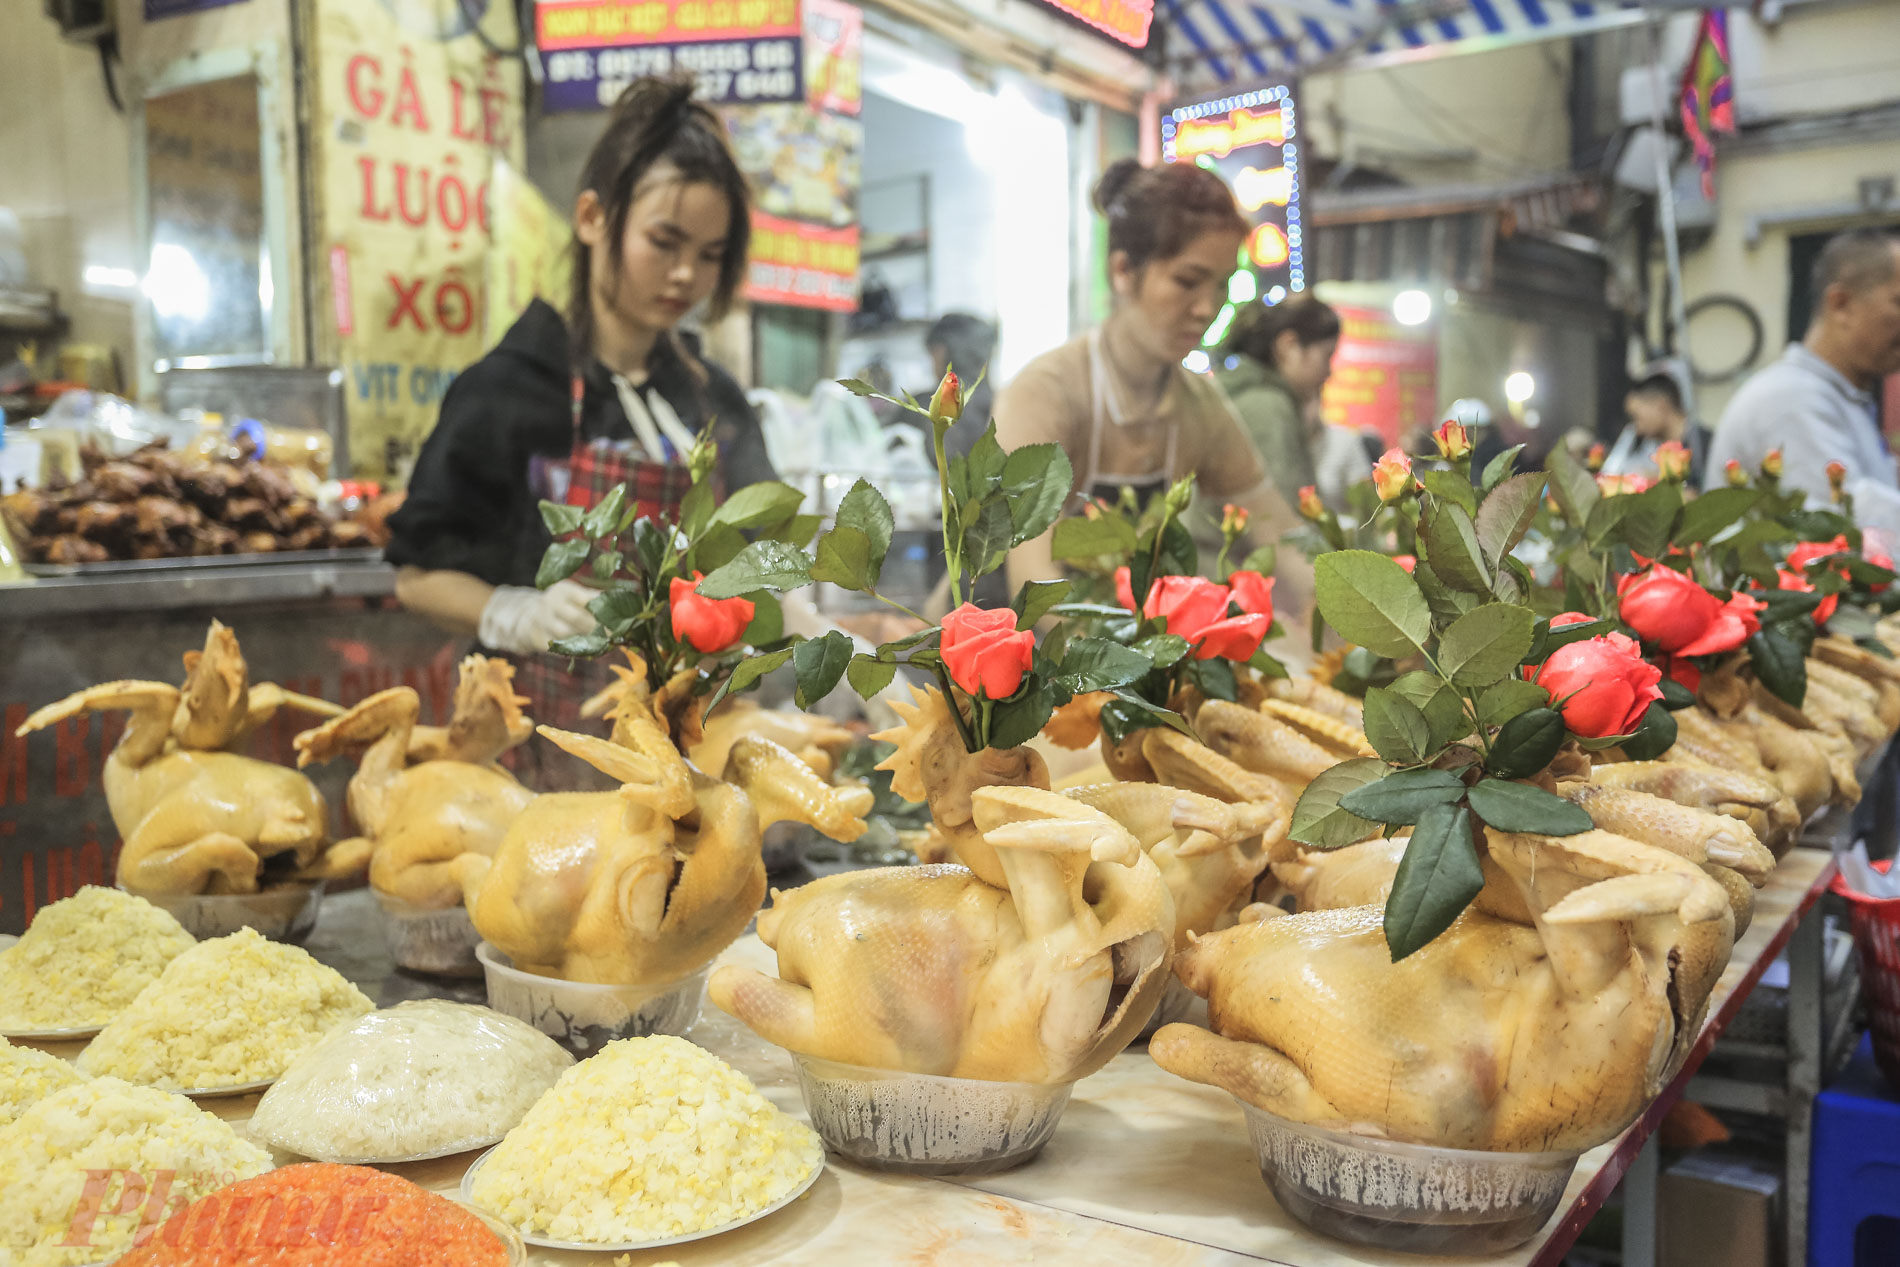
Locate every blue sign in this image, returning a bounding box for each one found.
[541,37,803,112]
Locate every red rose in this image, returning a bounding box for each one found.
[1143,575,1232,642]
[674,573,755,653]
[1786,536,1851,574]
[1868,550,1894,593]
[940,603,1035,700]
[1372,448,1413,502]
[1618,565,1734,655]
[1777,569,1838,625]
[1191,614,1272,662]
[1527,632,1663,738]
[1114,566,1137,613]
[1391,554,1417,574]
[1549,611,1594,629]
[1226,570,1276,619]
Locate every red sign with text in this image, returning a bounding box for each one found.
[747,212,858,310]
[1320,306,1439,447]
[536,0,800,49]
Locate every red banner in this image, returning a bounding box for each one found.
[1041,0,1151,48]
[536,0,800,49]
[1319,305,1438,448]
[747,211,858,310]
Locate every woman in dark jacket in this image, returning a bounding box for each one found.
[1216,296,1353,510]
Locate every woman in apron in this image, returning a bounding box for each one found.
[992,159,1306,604]
[384,77,776,786]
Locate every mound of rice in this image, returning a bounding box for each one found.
[77,928,372,1091]
[469,1035,821,1244]
[0,1075,272,1267]
[250,1001,572,1162]
[0,886,196,1031]
[0,1038,88,1129]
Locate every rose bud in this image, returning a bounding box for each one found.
[1761,449,1783,479]
[674,573,756,653]
[940,602,1035,700]
[1527,631,1663,739]
[1586,443,1606,472]
[927,368,962,428]
[1827,461,1848,495]
[1725,459,1747,488]
[1653,440,1691,482]
[1433,418,1472,461]
[1372,448,1413,503]
[1298,485,1326,521]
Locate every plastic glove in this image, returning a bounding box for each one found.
[477,580,597,656]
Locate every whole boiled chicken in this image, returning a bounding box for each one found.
[293,656,537,909]
[464,679,874,985]
[710,687,1174,1082]
[1152,825,1732,1152]
[14,622,351,894]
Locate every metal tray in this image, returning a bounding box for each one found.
[23,547,383,578]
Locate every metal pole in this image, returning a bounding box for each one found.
[1623,1133,1660,1267]
[1646,12,1696,417]
[1786,902,1825,1267]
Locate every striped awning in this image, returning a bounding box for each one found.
[1162,0,1645,87]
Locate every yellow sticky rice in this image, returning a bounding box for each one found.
[0,1038,88,1129]
[77,928,372,1091]
[0,1075,271,1267]
[0,887,196,1030]
[470,1035,821,1244]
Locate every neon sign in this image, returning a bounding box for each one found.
[1040,0,1152,48]
[1171,106,1288,161]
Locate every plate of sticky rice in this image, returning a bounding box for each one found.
[0,886,196,1039]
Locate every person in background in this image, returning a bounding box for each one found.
[925,313,996,462]
[993,158,1304,605]
[1708,229,1900,545]
[1217,296,1366,510]
[1600,367,1710,487]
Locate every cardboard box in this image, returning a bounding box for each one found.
[1659,1150,1781,1267]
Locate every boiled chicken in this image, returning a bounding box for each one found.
[14,623,349,894]
[464,680,873,985]
[294,656,536,909]
[1269,836,1409,912]
[1152,826,1731,1152]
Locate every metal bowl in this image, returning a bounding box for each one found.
[475,942,704,1057]
[1237,1099,1581,1254]
[375,891,483,977]
[130,882,323,944]
[791,1053,1072,1176]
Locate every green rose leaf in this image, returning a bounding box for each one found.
[1314,551,1432,659]
[1055,637,1155,694]
[1336,767,1467,826]
[548,629,611,658]
[1465,777,1593,835]
[1013,579,1071,629]
[539,500,585,537]
[709,481,805,532]
[1098,692,1194,744]
[1418,468,1478,515]
[1289,757,1387,849]
[765,513,824,549]
[630,518,669,579]
[1474,472,1546,569]
[988,675,1058,750]
[1050,514,1139,562]
[1001,444,1073,546]
[1748,629,1808,707]
[741,591,783,646]
[1485,706,1566,778]
[1388,670,1469,750]
[835,479,895,568]
[1478,678,1552,728]
[838,377,877,397]
[580,485,627,540]
[693,523,748,574]
[876,625,940,660]
[589,550,625,581]
[846,654,899,700]
[1363,685,1434,766]
[950,431,1007,506]
[1675,486,1761,545]
[697,541,815,598]
[1239,544,1277,576]
[535,538,591,589]
[678,480,715,539]
[1383,803,1483,961]
[1482,445,1527,493]
[961,496,1016,579]
[792,630,854,709]
[705,645,795,715]
[1545,443,1600,524]
[1619,700,1679,761]
[1414,557,1480,624]
[1524,617,1611,665]
[1438,603,1538,688]
[1658,676,1697,710]
[1133,633,1191,669]
[1421,501,1491,595]
[1189,656,1239,702]
[587,589,643,637]
[809,524,876,592]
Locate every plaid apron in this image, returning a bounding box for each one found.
[506,373,701,790]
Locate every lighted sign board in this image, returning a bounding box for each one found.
[537,0,805,111]
[1162,83,1304,357]
[1040,0,1153,48]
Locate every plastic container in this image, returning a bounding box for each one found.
[791,1053,1072,1176]
[133,883,322,944]
[1237,1100,1580,1254]
[1832,861,1900,1090]
[376,891,483,977]
[475,942,703,1056]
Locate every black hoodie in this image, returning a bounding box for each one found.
[386,299,776,587]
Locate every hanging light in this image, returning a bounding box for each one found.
[1392,289,1432,325]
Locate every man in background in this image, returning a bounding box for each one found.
[1601,365,1711,487]
[1708,228,1900,544]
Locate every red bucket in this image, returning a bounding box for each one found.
[1832,860,1900,1091]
